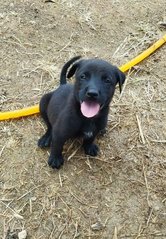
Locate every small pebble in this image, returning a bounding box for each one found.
[18,230,27,239]
[91,221,104,231]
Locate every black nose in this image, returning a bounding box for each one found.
[86,89,99,98]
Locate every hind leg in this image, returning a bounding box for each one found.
[38,92,53,148]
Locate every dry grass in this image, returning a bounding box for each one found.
[0,0,166,238]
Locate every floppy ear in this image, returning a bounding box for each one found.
[67,59,85,78]
[60,56,81,84]
[115,68,126,93]
[67,63,80,78]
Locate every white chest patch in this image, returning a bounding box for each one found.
[84,131,93,138]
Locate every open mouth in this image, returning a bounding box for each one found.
[80,100,100,118]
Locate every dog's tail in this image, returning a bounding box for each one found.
[60,56,81,85]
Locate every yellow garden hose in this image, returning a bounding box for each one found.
[119,34,166,72]
[0,34,166,121]
[0,105,40,121]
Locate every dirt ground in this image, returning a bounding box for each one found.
[0,0,166,238]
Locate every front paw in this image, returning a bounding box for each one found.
[48,155,64,169]
[84,143,99,156]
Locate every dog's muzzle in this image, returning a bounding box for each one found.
[86,89,99,99]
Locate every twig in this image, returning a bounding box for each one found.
[66,139,77,153]
[1,201,23,219]
[121,233,166,238]
[58,225,66,239]
[109,122,120,132]
[92,156,114,164]
[118,68,133,100]
[58,41,71,53]
[112,36,129,57]
[59,172,63,187]
[146,207,153,227]
[134,224,144,239]
[0,144,7,158]
[49,220,56,239]
[134,207,153,239]
[69,189,98,208]
[162,198,166,203]
[17,184,43,201]
[77,207,89,218]
[85,158,92,169]
[29,198,32,214]
[136,114,146,144]
[113,226,118,239]
[142,158,151,208]
[150,139,166,143]
[57,194,70,209]
[67,146,80,161]
[73,221,79,239]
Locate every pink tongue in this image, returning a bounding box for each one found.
[81,101,100,118]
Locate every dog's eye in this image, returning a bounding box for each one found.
[103,76,112,83]
[80,74,86,80]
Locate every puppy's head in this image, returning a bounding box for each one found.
[67,58,126,118]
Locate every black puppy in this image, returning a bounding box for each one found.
[38,56,126,169]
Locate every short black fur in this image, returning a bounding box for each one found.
[38,56,126,169]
